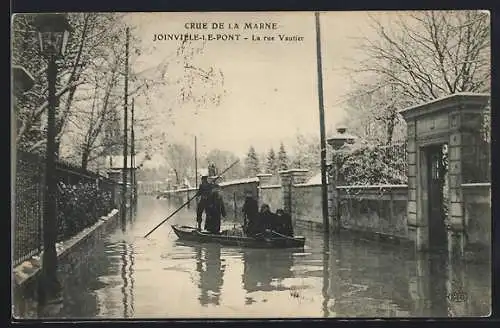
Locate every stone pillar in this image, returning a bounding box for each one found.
[279,169,309,220]
[399,93,490,256]
[447,113,465,257]
[256,173,273,187]
[327,178,336,231]
[404,120,429,250]
[256,173,272,204]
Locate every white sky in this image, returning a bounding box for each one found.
[123,12,378,161]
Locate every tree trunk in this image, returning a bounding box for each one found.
[385,111,397,146]
[81,150,90,170]
[174,169,180,185]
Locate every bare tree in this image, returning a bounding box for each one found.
[163,143,194,185]
[344,10,490,143]
[13,13,127,155]
[70,45,123,169]
[204,149,244,180]
[342,80,407,145]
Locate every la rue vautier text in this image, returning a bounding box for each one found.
[152,22,304,42]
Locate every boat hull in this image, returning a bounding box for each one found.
[171,225,305,249]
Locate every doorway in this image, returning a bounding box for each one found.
[426,144,449,251]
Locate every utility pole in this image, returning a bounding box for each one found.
[195,136,198,188]
[129,97,135,220]
[315,11,329,234]
[121,27,130,227]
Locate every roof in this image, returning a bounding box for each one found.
[398,92,490,119]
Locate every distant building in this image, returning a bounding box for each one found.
[105,155,139,184]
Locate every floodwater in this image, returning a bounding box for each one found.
[14,196,491,319]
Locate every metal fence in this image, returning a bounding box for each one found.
[14,151,44,267]
[462,136,491,184]
[13,151,117,267]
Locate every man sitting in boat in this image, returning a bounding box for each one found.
[274,209,294,237]
[196,175,213,230]
[242,190,258,235]
[204,184,226,234]
[246,203,277,237]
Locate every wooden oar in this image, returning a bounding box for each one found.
[143,159,240,238]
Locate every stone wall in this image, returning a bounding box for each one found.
[219,178,259,219]
[162,178,259,216]
[292,183,324,228]
[462,183,491,249]
[337,185,409,240]
[160,176,490,254]
[13,209,121,317]
[259,185,282,213]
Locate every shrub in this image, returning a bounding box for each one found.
[336,143,408,186]
[56,181,113,241]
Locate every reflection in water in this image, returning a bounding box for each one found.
[14,197,490,318]
[195,244,225,306]
[428,254,449,316]
[120,242,135,317]
[242,249,294,293]
[322,232,330,318]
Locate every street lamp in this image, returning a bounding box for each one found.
[33,13,72,304]
[327,126,357,232]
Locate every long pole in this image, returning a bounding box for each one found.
[40,55,60,303]
[121,27,130,227]
[144,159,239,238]
[194,136,198,208]
[315,11,329,234]
[195,136,198,189]
[129,97,135,219]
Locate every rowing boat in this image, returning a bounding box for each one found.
[171,225,305,249]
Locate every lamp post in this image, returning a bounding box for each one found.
[33,13,72,303]
[327,126,356,232]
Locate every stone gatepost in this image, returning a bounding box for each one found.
[256,173,272,204]
[279,169,309,221]
[257,173,273,186]
[399,93,490,256]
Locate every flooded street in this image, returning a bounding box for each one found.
[15,196,491,319]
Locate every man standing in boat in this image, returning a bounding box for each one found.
[208,163,218,177]
[196,174,213,230]
[242,190,259,235]
[205,184,226,234]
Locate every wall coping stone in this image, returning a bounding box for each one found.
[12,209,119,288]
[337,184,408,189]
[294,182,322,187]
[219,177,259,186]
[259,184,281,189]
[278,169,309,175]
[461,183,491,188]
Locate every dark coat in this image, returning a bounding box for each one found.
[198,181,213,200]
[247,211,277,236]
[205,191,226,234]
[242,197,259,223]
[274,213,294,236]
